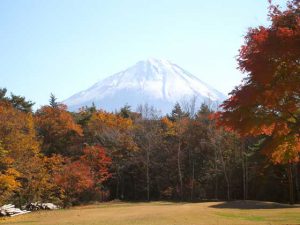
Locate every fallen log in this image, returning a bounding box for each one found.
[0,204,30,217]
[24,202,60,211]
[0,202,59,217]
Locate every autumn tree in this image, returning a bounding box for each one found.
[87,110,137,199]
[135,104,162,201]
[54,160,94,205]
[184,104,216,200]
[54,145,111,204]
[0,100,50,204]
[81,146,112,194]
[219,0,300,204]
[35,96,83,156]
[163,103,190,199]
[0,141,20,205]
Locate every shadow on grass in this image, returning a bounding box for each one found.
[210,200,300,209]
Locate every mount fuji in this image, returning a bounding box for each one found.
[63,58,226,114]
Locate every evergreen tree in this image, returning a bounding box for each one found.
[168,103,189,122]
[0,88,34,112]
[10,94,35,113]
[119,104,132,119]
[49,93,58,108]
[0,88,7,100]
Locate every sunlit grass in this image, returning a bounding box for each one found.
[1,201,300,225]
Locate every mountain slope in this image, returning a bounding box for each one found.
[63,58,226,114]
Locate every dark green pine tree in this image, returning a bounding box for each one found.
[0,88,35,112]
[119,104,132,119]
[9,94,35,113]
[49,93,58,108]
[0,88,7,100]
[167,102,189,122]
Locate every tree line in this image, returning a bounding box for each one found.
[0,88,297,206]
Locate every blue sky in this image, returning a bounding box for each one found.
[0,0,286,108]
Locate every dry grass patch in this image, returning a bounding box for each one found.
[0,201,300,225]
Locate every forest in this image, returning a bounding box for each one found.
[0,0,300,207]
[0,90,297,207]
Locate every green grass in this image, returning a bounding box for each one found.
[216,212,266,222]
[1,201,300,225]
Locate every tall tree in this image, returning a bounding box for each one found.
[219,0,300,204]
[87,110,137,199]
[0,100,43,204]
[136,104,162,201]
[163,103,189,199]
[81,145,112,192]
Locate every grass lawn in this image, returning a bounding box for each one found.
[1,201,300,225]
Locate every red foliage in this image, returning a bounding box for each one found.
[54,145,112,199]
[55,160,94,195]
[81,145,112,184]
[218,1,300,164]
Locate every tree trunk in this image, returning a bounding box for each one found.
[121,175,124,200]
[214,147,218,200]
[241,141,248,200]
[146,141,150,201]
[133,176,136,201]
[178,139,183,200]
[191,158,195,201]
[288,163,294,205]
[294,163,299,203]
[225,173,230,201]
[219,148,230,200]
[116,167,120,199]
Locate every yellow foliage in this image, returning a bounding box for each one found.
[88,111,138,154]
[89,111,133,131]
[0,168,20,204]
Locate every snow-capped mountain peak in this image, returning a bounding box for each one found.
[63,58,226,114]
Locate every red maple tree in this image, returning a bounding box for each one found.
[219,0,300,203]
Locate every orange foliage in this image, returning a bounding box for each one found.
[35,104,83,155]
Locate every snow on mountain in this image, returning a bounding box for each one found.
[63,58,226,114]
